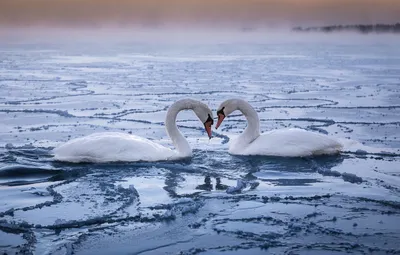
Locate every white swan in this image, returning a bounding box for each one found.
[215,99,343,157]
[53,99,214,163]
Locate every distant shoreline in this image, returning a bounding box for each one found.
[293,23,400,34]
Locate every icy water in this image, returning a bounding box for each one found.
[1,39,400,255]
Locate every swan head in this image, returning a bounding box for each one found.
[192,102,214,139]
[215,99,238,129]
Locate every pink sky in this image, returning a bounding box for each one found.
[1,0,399,28]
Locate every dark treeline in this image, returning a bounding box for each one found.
[293,23,400,34]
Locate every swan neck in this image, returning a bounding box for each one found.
[165,102,192,157]
[236,100,260,145]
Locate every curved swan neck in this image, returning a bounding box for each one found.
[234,99,260,145]
[165,100,196,157]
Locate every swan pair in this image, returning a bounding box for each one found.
[53,98,342,163]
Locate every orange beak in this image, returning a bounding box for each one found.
[215,113,225,130]
[204,122,212,139]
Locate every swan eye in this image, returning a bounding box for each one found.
[217,107,225,117]
[205,114,213,125]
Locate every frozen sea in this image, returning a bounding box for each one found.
[1,35,400,254]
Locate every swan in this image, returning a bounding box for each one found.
[215,99,343,157]
[53,99,214,163]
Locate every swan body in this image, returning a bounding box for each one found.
[53,99,214,163]
[229,128,342,157]
[53,132,179,163]
[216,99,343,157]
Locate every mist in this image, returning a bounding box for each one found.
[1,27,400,47]
[1,0,399,29]
[1,0,399,45]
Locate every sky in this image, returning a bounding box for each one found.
[0,0,399,29]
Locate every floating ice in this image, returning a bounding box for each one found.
[342,172,363,183]
[226,179,260,194]
[5,143,14,149]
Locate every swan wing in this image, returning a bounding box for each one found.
[53,132,178,163]
[238,128,343,157]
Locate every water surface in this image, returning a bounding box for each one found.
[1,40,400,254]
